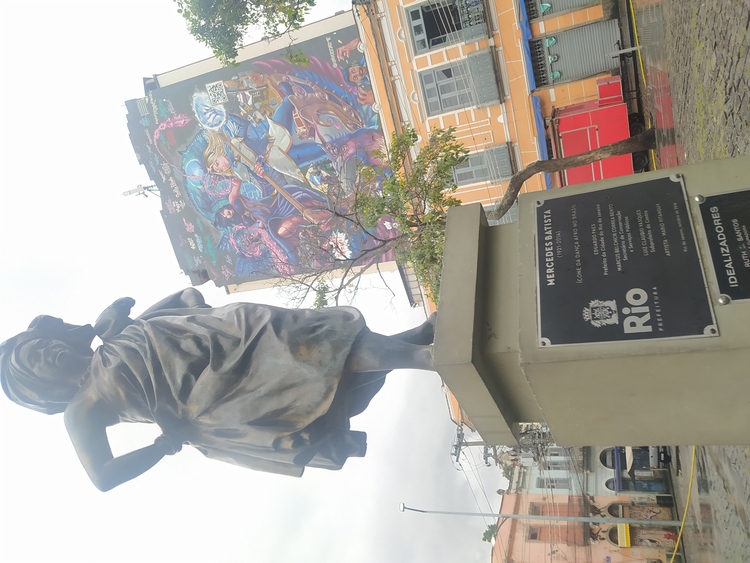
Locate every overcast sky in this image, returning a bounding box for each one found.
[0,1,505,562]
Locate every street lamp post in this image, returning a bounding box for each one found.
[398,502,683,527]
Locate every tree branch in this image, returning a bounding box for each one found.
[486,129,656,221]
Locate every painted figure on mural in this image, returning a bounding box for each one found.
[193,89,325,187]
[0,289,436,491]
[180,128,336,275]
[336,38,375,106]
[143,30,392,286]
[178,54,392,278]
[251,56,384,171]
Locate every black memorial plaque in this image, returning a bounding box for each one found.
[699,190,750,301]
[535,176,715,346]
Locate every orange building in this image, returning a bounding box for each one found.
[353,0,640,432]
[492,446,681,562]
[355,0,634,210]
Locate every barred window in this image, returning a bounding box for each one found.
[407,0,487,55]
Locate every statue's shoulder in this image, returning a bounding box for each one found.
[65,384,119,430]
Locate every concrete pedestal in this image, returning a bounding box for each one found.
[434,157,750,446]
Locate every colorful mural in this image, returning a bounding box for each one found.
[126,25,395,286]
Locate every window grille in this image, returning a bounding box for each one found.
[524,0,539,19]
[529,39,550,87]
[407,0,487,55]
[526,0,596,19]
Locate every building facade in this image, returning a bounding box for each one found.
[125,12,401,290]
[355,0,645,437]
[492,445,681,562]
[357,0,638,212]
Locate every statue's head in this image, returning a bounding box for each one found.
[0,316,95,414]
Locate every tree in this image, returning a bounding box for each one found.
[485,128,656,221]
[274,125,466,306]
[482,523,499,543]
[357,126,468,301]
[252,127,655,308]
[174,0,315,66]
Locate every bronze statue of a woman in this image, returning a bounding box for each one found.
[1,289,436,491]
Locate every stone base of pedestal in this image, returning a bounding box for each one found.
[434,157,750,446]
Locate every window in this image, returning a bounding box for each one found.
[543,458,569,470]
[453,152,490,185]
[453,145,515,185]
[523,0,540,19]
[527,20,621,89]
[529,39,550,87]
[600,447,626,469]
[536,477,570,489]
[407,0,487,55]
[421,63,474,115]
[606,477,667,493]
[528,525,573,543]
[419,50,501,116]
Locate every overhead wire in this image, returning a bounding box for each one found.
[463,445,495,511]
[457,457,493,526]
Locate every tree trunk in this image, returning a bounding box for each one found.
[486,128,656,221]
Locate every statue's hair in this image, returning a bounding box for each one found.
[0,316,94,415]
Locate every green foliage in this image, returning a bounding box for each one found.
[356,125,467,302]
[312,281,329,309]
[501,464,513,481]
[482,523,499,543]
[283,49,310,66]
[174,0,314,66]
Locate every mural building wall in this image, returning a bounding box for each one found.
[126,14,394,287]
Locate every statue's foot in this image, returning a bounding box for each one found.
[419,312,438,345]
[393,311,438,345]
[426,311,437,331]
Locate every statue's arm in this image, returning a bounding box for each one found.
[64,392,177,492]
[137,288,209,318]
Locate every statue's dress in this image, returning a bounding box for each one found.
[88,290,386,477]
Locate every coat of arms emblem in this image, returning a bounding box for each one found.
[582,299,619,327]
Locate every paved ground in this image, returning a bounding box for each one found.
[663,1,750,163]
[635,0,750,166]
[669,446,750,563]
[631,2,750,562]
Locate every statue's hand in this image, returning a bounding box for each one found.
[94,297,136,340]
[155,419,195,455]
[111,297,136,313]
[154,434,184,456]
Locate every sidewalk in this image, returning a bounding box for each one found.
[629,2,750,561]
[669,446,750,563]
[632,0,750,167]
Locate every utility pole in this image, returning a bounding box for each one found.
[452,426,495,467]
[451,426,465,462]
